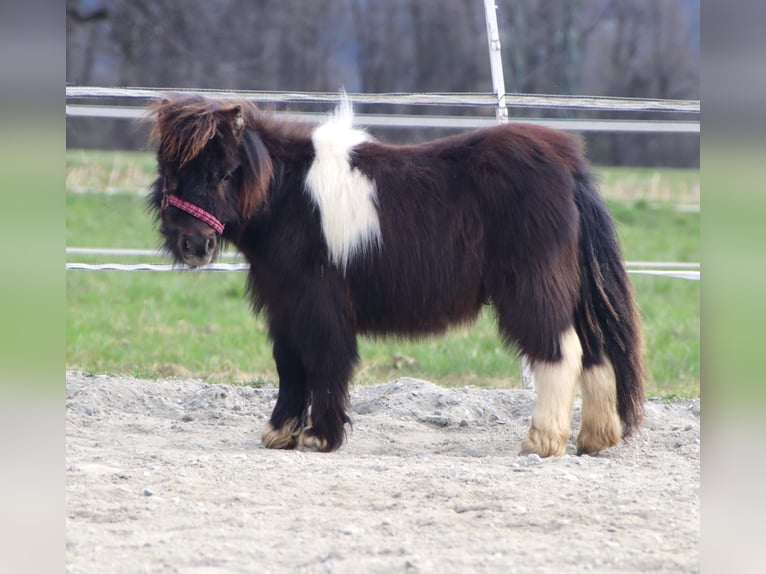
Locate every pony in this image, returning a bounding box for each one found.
[147,94,644,457]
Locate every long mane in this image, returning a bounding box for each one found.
[148,95,258,166]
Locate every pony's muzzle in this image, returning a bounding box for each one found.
[178,232,217,267]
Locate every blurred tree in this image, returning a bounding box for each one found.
[66,0,698,166]
[581,0,700,165]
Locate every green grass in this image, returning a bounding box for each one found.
[66,151,699,397]
[67,271,273,383]
[66,149,157,193]
[64,151,700,203]
[595,166,700,204]
[67,192,155,248]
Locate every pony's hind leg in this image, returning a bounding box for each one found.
[576,358,622,455]
[520,326,582,457]
[261,338,307,450]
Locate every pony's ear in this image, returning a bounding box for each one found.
[219,105,244,138]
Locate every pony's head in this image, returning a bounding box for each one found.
[147,94,272,267]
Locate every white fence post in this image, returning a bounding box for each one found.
[483,0,534,390]
[483,0,508,124]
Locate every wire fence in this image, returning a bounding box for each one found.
[66,86,700,133]
[65,104,699,133]
[65,86,700,113]
[65,84,700,278]
[64,262,699,280]
[65,11,699,281]
[65,249,700,280]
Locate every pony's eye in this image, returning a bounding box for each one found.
[222,173,231,182]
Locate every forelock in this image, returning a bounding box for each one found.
[149,96,241,166]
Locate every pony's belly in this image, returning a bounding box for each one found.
[351,283,484,337]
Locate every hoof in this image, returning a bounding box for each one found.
[297,428,330,452]
[577,359,622,455]
[261,418,302,450]
[520,426,568,458]
[576,416,621,456]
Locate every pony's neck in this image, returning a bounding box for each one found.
[250,114,314,164]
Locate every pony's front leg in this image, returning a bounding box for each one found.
[292,293,358,453]
[297,338,357,452]
[261,338,307,450]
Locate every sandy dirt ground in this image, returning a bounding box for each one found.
[66,371,699,573]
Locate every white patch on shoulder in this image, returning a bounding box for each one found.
[305,97,382,273]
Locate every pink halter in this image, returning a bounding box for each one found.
[161,181,225,235]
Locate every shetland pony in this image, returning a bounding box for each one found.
[147,94,644,457]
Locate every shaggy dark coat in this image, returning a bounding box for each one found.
[148,95,644,455]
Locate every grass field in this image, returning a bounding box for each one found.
[66,151,699,397]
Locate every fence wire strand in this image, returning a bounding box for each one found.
[66,86,700,114]
[65,260,699,280]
